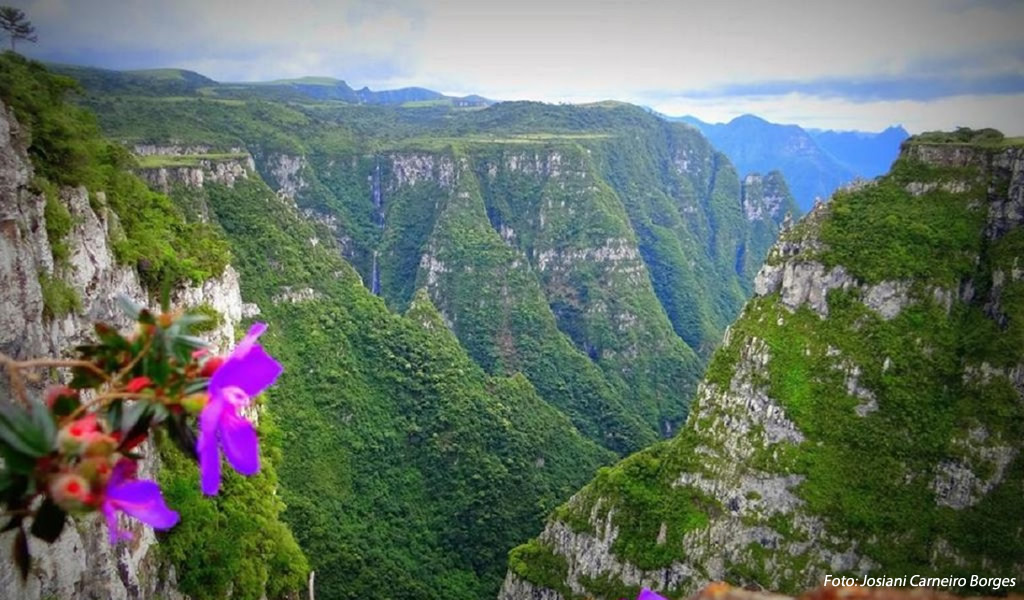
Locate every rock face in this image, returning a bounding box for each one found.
[0,103,248,598]
[500,138,1024,599]
[742,172,789,222]
[244,115,797,453]
[134,145,256,199]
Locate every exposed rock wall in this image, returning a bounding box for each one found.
[134,144,256,197]
[0,102,248,599]
[500,141,1024,599]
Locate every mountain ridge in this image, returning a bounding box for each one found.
[499,131,1024,599]
[74,78,798,596]
[670,114,907,211]
[47,63,493,107]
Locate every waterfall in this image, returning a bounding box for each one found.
[370,158,383,296]
[370,251,380,296]
[372,159,383,225]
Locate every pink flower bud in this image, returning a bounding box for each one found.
[58,414,101,454]
[200,356,225,377]
[124,376,152,393]
[50,473,93,510]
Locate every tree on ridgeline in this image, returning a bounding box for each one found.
[0,6,37,51]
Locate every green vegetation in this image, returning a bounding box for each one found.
[184,302,223,333]
[509,137,1024,597]
[507,539,573,598]
[909,127,1007,146]
[1,57,302,599]
[80,88,793,453]
[170,175,613,599]
[51,62,799,598]
[135,152,248,168]
[38,177,72,264]
[37,272,80,318]
[158,417,309,600]
[0,52,229,287]
[819,178,985,285]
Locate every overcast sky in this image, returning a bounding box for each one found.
[10,0,1024,133]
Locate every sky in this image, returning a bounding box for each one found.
[9,0,1024,133]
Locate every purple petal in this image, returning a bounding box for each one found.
[198,429,222,495]
[233,322,268,357]
[108,459,133,488]
[198,393,225,448]
[101,503,122,545]
[220,409,260,476]
[211,344,282,399]
[197,395,225,495]
[637,590,669,600]
[106,480,180,530]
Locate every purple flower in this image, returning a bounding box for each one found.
[197,322,282,495]
[637,590,669,600]
[102,460,179,544]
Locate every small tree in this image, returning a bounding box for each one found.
[0,6,37,51]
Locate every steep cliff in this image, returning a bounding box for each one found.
[500,133,1024,599]
[83,94,796,454]
[0,94,190,600]
[114,121,617,599]
[71,73,800,597]
[247,105,795,450]
[0,54,305,600]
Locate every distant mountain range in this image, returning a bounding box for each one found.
[673,114,908,211]
[50,64,905,213]
[48,64,492,107]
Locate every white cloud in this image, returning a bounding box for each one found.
[12,0,1024,132]
[649,93,1024,134]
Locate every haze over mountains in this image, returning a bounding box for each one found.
[678,114,908,211]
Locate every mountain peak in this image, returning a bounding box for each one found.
[729,113,769,125]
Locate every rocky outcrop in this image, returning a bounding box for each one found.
[501,139,1024,599]
[390,152,457,190]
[741,172,789,222]
[271,285,321,305]
[266,153,308,201]
[986,147,1024,239]
[0,102,250,599]
[134,145,256,197]
[138,159,253,194]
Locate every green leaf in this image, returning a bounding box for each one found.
[165,414,198,460]
[69,364,105,389]
[120,401,152,435]
[0,405,48,457]
[116,295,143,319]
[49,393,80,419]
[29,400,56,452]
[0,469,27,503]
[184,378,210,395]
[137,308,156,325]
[0,446,35,476]
[175,313,211,330]
[29,498,66,543]
[175,335,209,351]
[94,322,130,350]
[107,400,124,432]
[118,402,157,451]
